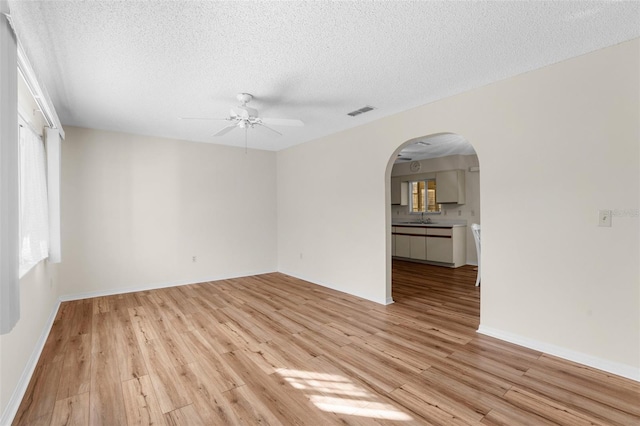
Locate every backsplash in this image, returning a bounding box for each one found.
[391,204,477,226]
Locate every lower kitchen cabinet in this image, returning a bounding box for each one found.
[392,225,466,268]
[426,236,453,263]
[395,234,411,258]
[410,235,427,260]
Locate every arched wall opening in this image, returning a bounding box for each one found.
[384,133,481,304]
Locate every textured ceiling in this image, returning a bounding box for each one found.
[397,134,476,164]
[8,1,640,151]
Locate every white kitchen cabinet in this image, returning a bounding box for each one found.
[436,170,465,204]
[393,226,427,260]
[395,234,411,258]
[391,177,408,206]
[426,227,466,267]
[409,228,427,260]
[410,236,427,260]
[393,225,467,268]
[426,236,453,263]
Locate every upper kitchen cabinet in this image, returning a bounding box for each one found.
[391,177,408,205]
[436,170,465,204]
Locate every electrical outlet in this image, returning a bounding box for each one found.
[192,256,197,262]
[471,210,475,216]
[299,252,303,260]
[598,210,612,227]
[458,210,462,216]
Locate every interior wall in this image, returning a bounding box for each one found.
[391,154,480,264]
[59,127,278,297]
[0,68,61,422]
[277,125,393,304]
[277,39,639,376]
[0,262,59,422]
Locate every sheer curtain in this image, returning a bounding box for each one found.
[18,123,49,277]
[46,127,61,263]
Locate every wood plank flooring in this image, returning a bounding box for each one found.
[13,260,640,425]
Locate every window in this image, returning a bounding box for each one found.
[18,123,49,277]
[409,179,440,213]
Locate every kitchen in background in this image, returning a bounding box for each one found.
[391,135,480,266]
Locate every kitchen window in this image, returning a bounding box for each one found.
[410,179,441,213]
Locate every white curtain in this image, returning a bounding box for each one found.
[0,0,19,334]
[46,127,61,263]
[18,123,49,277]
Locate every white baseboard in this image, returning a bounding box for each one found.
[1,300,61,426]
[385,297,395,305]
[477,325,640,382]
[278,269,388,305]
[59,269,277,301]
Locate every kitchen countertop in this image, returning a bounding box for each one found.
[392,222,467,228]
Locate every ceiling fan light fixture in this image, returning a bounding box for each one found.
[181,92,304,142]
[236,93,253,105]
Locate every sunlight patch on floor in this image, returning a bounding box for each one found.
[276,368,413,421]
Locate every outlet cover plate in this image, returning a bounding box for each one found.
[598,210,612,227]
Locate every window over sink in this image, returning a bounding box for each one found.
[409,179,441,213]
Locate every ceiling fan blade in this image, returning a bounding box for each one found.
[213,124,237,137]
[179,117,228,121]
[254,123,282,137]
[261,117,304,127]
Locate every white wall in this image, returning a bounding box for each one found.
[0,261,59,424]
[0,67,61,424]
[277,124,394,304]
[59,127,278,297]
[391,154,480,264]
[278,39,639,377]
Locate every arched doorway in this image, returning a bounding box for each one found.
[385,133,480,303]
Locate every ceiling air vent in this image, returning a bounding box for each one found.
[347,106,375,117]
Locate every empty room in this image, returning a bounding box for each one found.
[1,1,639,425]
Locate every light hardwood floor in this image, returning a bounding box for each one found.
[13,261,640,425]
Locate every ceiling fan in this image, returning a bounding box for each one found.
[180,93,304,138]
